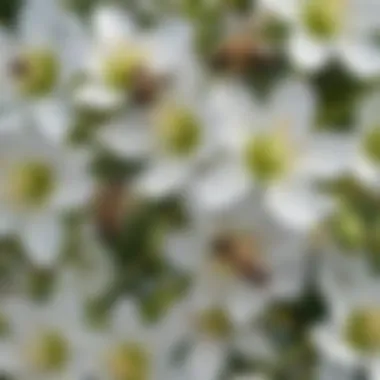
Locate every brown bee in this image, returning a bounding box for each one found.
[130,68,168,106]
[93,181,131,242]
[211,232,271,286]
[210,33,274,74]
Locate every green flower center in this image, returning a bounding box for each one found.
[27,330,69,372]
[9,161,55,208]
[363,126,380,164]
[107,343,149,380]
[330,207,365,252]
[345,308,380,353]
[158,107,201,156]
[197,308,233,339]
[302,0,345,39]
[244,133,290,182]
[11,49,59,96]
[103,48,143,90]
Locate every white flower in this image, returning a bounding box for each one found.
[0,0,89,143]
[0,128,93,267]
[76,4,200,111]
[313,296,380,380]
[188,77,353,232]
[259,0,380,77]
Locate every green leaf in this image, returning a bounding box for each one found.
[312,62,364,132]
[0,0,23,28]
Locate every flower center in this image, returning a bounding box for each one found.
[363,126,380,164]
[9,161,55,208]
[157,107,201,156]
[10,49,59,96]
[244,132,290,182]
[302,0,345,40]
[103,48,143,90]
[345,308,380,353]
[329,207,365,252]
[107,342,149,380]
[197,308,233,340]
[26,330,69,372]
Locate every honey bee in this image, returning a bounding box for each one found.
[93,181,132,242]
[130,68,168,106]
[210,32,274,74]
[211,232,271,286]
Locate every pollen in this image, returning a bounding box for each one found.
[9,161,55,208]
[344,307,380,353]
[363,126,380,164]
[157,106,201,157]
[302,0,345,39]
[103,48,144,90]
[26,330,69,372]
[244,132,291,182]
[11,49,59,96]
[106,342,149,380]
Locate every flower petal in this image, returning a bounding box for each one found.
[136,160,192,199]
[338,41,380,79]
[288,32,332,72]
[266,179,333,231]
[75,83,125,111]
[92,5,135,45]
[33,98,72,144]
[188,343,228,380]
[22,214,64,267]
[189,161,251,214]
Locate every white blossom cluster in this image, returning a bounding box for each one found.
[0,0,380,379]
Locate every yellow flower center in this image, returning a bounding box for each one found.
[302,0,345,39]
[244,132,291,182]
[103,47,144,90]
[11,49,59,96]
[363,126,380,164]
[197,308,233,339]
[330,207,365,252]
[26,330,69,372]
[157,106,201,156]
[345,308,380,353]
[9,161,55,208]
[107,342,149,380]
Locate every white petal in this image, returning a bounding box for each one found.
[92,5,135,45]
[136,160,192,199]
[51,177,93,211]
[338,41,380,79]
[352,154,380,190]
[0,109,26,134]
[258,0,298,21]
[0,209,17,236]
[75,83,124,111]
[356,91,380,132]
[288,32,332,72]
[98,123,152,159]
[33,98,72,144]
[266,180,333,231]
[299,133,358,178]
[188,343,227,380]
[189,161,251,214]
[270,78,315,140]
[22,214,64,267]
[146,20,192,74]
